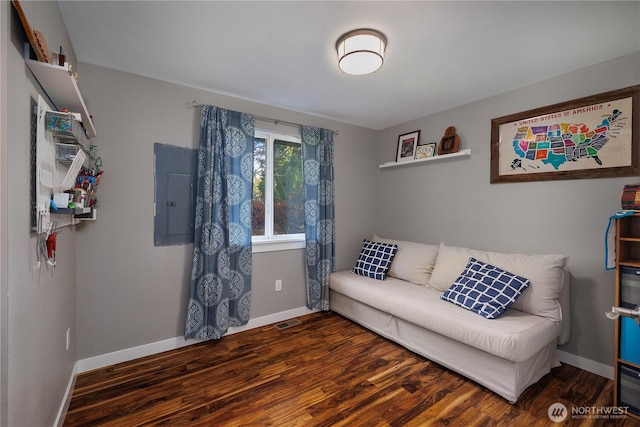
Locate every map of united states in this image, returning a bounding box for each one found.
[511,109,621,170]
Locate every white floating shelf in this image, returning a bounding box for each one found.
[24,56,96,137]
[379,148,471,169]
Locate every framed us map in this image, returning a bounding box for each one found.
[490,85,640,183]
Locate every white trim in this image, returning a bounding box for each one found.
[263,131,274,239]
[557,349,613,379]
[252,236,305,253]
[54,362,78,427]
[76,306,316,373]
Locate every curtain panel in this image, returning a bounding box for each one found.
[302,126,335,310]
[185,106,255,339]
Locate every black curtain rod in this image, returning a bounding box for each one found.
[188,100,339,136]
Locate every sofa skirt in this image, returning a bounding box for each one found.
[330,290,560,403]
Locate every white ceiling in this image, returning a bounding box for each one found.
[58,1,640,130]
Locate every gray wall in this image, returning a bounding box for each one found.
[74,63,378,359]
[375,52,640,366]
[5,2,79,426]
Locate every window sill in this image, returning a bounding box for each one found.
[252,237,305,253]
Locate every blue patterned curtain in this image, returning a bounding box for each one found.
[302,126,335,310]
[185,106,255,339]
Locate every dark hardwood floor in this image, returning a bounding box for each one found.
[63,312,635,426]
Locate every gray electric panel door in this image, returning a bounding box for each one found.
[154,143,197,246]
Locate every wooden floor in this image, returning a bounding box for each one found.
[64,312,635,426]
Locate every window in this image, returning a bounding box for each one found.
[252,130,305,252]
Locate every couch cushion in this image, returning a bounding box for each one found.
[352,239,398,280]
[441,258,530,319]
[372,235,439,285]
[329,271,560,362]
[428,243,568,325]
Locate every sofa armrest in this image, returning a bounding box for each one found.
[558,269,571,345]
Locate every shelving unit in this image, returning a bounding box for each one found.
[24,46,96,137]
[613,213,640,421]
[379,148,471,169]
[26,46,102,232]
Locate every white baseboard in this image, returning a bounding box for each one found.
[557,349,614,380]
[76,306,316,373]
[54,361,78,427]
[75,311,615,379]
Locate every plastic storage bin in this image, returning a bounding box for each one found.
[620,266,640,308]
[56,143,80,164]
[619,364,640,416]
[45,111,90,151]
[621,317,640,365]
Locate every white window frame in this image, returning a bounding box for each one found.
[252,129,305,253]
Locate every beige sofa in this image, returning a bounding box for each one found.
[329,237,570,403]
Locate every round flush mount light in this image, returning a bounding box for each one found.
[336,29,387,75]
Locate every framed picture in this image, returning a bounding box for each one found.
[396,130,420,162]
[491,85,640,183]
[415,142,436,159]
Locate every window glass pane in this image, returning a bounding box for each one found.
[252,137,266,236]
[273,139,304,235]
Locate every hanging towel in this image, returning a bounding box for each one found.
[605,211,635,270]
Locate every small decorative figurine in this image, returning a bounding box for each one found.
[438,126,460,155]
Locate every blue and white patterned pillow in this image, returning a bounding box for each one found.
[352,239,398,280]
[441,258,530,319]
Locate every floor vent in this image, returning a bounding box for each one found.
[274,319,302,330]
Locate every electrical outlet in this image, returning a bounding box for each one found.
[275,280,282,292]
[66,328,71,351]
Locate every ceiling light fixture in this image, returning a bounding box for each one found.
[336,29,387,75]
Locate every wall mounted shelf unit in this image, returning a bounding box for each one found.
[379,149,471,169]
[26,44,102,232]
[24,44,96,137]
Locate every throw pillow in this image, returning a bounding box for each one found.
[372,235,439,285]
[441,258,530,319]
[429,242,567,324]
[352,239,398,280]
